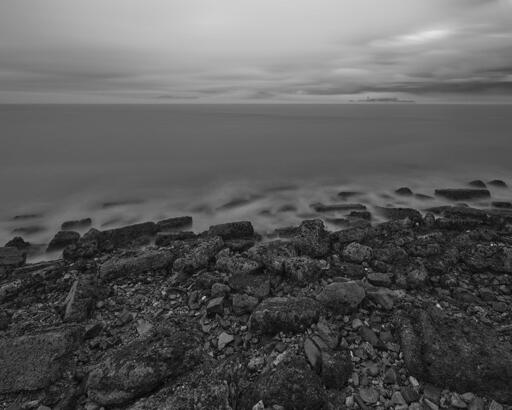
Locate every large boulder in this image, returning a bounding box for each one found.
[100,249,178,281]
[461,244,512,273]
[87,322,203,406]
[250,296,321,334]
[47,230,80,252]
[240,355,327,410]
[291,219,331,258]
[0,326,82,393]
[156,216,192,231]
[247,240,298,273]
[395,306,512,404]
[284,256,325,284]
[207,221,254,240]
[173,236,224,273]
[316,281,366,313]
[342,242,373,263]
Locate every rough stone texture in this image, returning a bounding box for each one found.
[47,230,80,252]
[216,254,262,275]
[377,207,423,222]
[291,219,331,258]
[0,246,26,269]
[98,222,158,248]
[156,216,192,231]
[316,281,366,313]
[207,221,254,240]
[342,242,373,263]
[240,355,327,410]
[247,240,298,273]
[284,256,324,283]
[250,296,321,334]
[87,323,202,406]
[0,326,82,393]
[63,275,98,322]
[461,244,512,273]
[173,236,224,273]
[228,273,271,299]
[396,306,512,404]
[232,293,259,315]
[100,249,177,281]
[61,218,92,231]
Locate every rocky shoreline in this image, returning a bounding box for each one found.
[1,185,512,410]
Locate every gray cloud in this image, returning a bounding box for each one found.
[0,0,511,102]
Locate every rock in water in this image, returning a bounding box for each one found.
[207,221,254,240]
[434,189,490,201]
[395,306,512,404]
[61,218,92,231]
[0,326,82,393]
[0,246,26,270]
[47,230,80,252]
[156,216,192,231]
[291,219,331,258]
[250,296,321,334]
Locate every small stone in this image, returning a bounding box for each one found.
[383,367,397,384]
[401,387,419,404]
[135,319,153,337]
[360,326,379,347]
[367,272,392,287]
[316,281,366,314]
[392,392,407,405]
[408,376,420,388]
[218,332,234,350]
[396,187,413,196]
[206,296,224,317]
[232,293,259,315]
[450,392,467,408]
[343,242,373,263]
[211,283,230,297]
[352,318,364,329]
[468,397,484,410]
[423,398,439,410]
[409,403,421,410]
[252,400,265,410]
[423,384,442,405]
[488,401,503,410]
[461,393,475,403]
[359,387,379,404]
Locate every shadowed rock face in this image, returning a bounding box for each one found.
[395,306,512,404]
[434,189,491,201]
[86,323,203,406]
[0,326,83,394]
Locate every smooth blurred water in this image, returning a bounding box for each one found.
[1,103,512,247]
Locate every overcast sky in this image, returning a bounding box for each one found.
[1,0,511,103]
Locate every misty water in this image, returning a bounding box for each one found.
[1,103,512,251]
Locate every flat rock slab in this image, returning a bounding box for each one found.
[435,189,491,201]
[0,326,82,393]
[396,306,512,404]
[250,296,321,334]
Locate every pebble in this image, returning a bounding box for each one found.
[217,332,234,350]
[488,401,503,410]
[468,397,485,410]
[383,367,397,384]
[450,392,467,408]
[359,386,379,404]
[392,391,407,405]
[401,386,420,404]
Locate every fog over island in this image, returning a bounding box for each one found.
[0,0,511,103]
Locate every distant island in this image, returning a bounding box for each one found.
[350,96,416,103]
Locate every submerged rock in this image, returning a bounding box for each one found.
[435,189,491,201]
[396,306,512,404]
[156,216,192,231]
[61,218,92,231]
[488,179,507,188]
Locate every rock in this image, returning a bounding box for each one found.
[240,356,327,410]
[61,218,92,231]
[211,282,231,297]
[4,236,31,250]
[461,244,512,274]
[359,387,379,404]
[488,180,507,188]
[284,256,324,283]
[406,263,429,289]
[316,281,365,313]
[206,296,225,317]
[63,275,98,322]
[488,401,504,410]
[396,187,413,196]
[217,332,234,350]
[377,207,422,222]
[435,189,491,201]
[400,386,419,404]
[135,319,153,337]
[232,293,259,315]
[450,392,467,408]
[47,231,80,252]
[383,367,397,384]
[469,180,486,188]
[311,203,366,212]
[173,236,224,273]
[0,247,26,269]
[468,398,485,410]
[291,219,331,258]
[216,254,262,275]
[228,273,271,299]
[395,306,512,404]
[0,326,82,393]
[86,322,202,406]
[156,216,192,231]
[367,272,392,287]
[100,249,176,281]
[98,222,158,249]
[247,240,298,273]
[207,221,254,240]
[342,242,373,263]
[155,231,196,246]
[360,326,380,347]
[423,384,442,404]
[250,296,321,334]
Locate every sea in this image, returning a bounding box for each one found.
[1,103,512,255]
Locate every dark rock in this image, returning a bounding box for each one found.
[311,202,366,212]
[350,210,372,220]
[342,242,373,263]
[367,272,392,287]
[240,355,327,410]
[206,296,224,317]
[47,231,80,252]
[4,236,30,250]
[11,225,45,235]
[100,249,177,281]
[435,189,491,201]
[461,244,512,273]
[469,180,486,188]
[291,219,331,258]
[367,288,395,310]
[61,218,92,231]
[492,201,512,209]
[359,387,380,404]
[284,256,324,283]
[207,221,254,240]
[395,187,413,196]
[156,216,192,231]
[0,247,26,270]
[216,254,262,275]
[400,386,420,403]
[0,326,82,393]
[395,306,512,404]
[232,293,259,315]
[338,191,362,199]
[488,179,507,188]
[316,281,365,313]
[86,322,202,406]
[228,273,271,299]
[173,236,224,273]
[63,275,98,322]
[377,207,422,222]
[250,296,321,334]
[360,326,380,347]
[154,231,196,246]
[383,367,397,384]
[247,240,298,273]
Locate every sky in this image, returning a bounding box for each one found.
[0,0,511,103]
